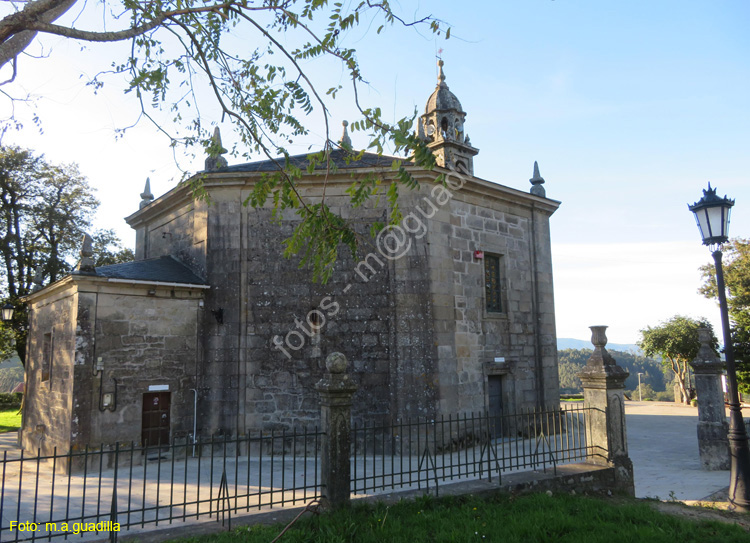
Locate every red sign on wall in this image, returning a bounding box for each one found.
[474,250,484,260]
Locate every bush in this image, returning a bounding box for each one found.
[0,392,22,409]
[654,390,675,402]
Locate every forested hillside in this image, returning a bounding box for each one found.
[559,349,672,399]
[0,358,23,393]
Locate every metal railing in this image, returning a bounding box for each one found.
[1,405,604,541]
[351,405,600,496]
[0,428,323,542]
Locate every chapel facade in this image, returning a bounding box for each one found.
[20,62,561,454]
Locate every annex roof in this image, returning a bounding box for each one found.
[75,255,206,286]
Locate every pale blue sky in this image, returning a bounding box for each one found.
[2,0,748,343]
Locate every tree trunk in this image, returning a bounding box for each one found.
[674,370,691,405]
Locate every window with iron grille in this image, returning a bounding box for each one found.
[485,254,503,313]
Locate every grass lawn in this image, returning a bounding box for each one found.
[167,493,749,543]
[0,408,21,433]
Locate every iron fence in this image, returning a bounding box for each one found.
[351,404,601,495]
[1,405,604,541]
[0,428,323,542]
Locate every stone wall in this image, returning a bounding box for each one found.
[200,192,244,435]
[23,279,204,452]
[198,186,401,433]
[125,168,559,437]
[424,178,559,417]
[80,285,203,446]
[136,199,208,278]
[21,284,77,455]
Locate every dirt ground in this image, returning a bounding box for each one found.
[642,487,750,532]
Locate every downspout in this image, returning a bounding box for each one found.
[190,388,198,456]
[238,197,248,436]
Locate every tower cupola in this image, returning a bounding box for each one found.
[417,60,478,175]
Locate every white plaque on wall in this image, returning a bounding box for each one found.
[149,384,170,391]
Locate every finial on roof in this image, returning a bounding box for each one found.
[529,161,546,197]
[139,177,154,209]
[205,126,228,171]
[437,59,446,88]
[31,265,44,292]
[339,120,352,148]
[76,233,96,274]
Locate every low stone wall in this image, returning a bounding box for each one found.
[115,462,627,543]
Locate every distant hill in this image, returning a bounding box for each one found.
[557,346,669,397]
[557,338,641,354]
[0,355,21,370]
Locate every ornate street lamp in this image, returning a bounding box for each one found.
[1,302,13,323]
[689,183,750,510]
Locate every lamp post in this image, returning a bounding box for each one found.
[689,183,750,510]
[1,302,13,323]
[638,372,644,402]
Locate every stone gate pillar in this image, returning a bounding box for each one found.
[577,325,635,495]
[690,327,729,470]
[316,352,357,508]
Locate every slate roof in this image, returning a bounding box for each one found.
[214,148,411,174]
[75,256,206,285]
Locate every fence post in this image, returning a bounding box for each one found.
[577,325,635,496]
[316,352,358,508]
[690,327,730,470]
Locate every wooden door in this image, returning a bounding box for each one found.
[488,376,503,437]
[142,392,171,446]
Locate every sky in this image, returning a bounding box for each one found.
[1,0,749,344]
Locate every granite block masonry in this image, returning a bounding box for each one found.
[21,60,562,453]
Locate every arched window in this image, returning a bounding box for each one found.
[425,120,436,141]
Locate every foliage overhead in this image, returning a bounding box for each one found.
[700,237,750,393]
[0,146,132,364]
[0,0,451,282]
[638,315,717,405]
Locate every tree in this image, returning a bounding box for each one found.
[638,315,718,405]
[92,229,135,267]
[700,237,750,393]
[0,146,132,364]
[0,1,450,282]
[557,348,668,395]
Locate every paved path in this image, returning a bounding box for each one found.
[0,434,19,458]
[625,401,730,501]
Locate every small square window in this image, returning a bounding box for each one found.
[485,255,503,313]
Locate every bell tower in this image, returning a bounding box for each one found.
[417,60,479,175]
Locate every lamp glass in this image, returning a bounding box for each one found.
[693,204,732,245]
[1,303,14,322]
[689,184,734,246]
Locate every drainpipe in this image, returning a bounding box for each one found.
[190,388,198,457]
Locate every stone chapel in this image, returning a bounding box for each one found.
[20,61,561,454]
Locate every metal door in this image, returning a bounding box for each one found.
[142,392,171,446]
[488,376,503,437]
